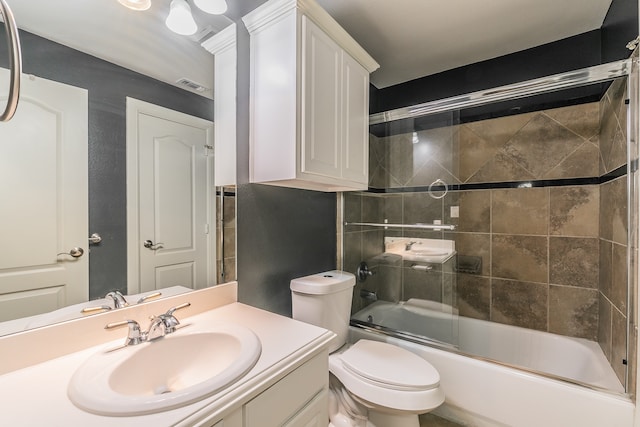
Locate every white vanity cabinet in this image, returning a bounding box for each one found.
[0,287,335,427]
[244,352,328,426]
[204,352,328,427]
[243,0,379,192]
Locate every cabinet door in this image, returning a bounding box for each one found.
[244,353,327,426]
[283,390,328,427]
[341,52,370,184]
[301,16,342,179]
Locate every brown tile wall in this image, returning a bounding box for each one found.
[216,189,236,283]
[346,186,603,340]
[369,102,600,188]
[345,77,636,392]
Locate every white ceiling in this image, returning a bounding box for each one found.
[7,0,615,96]
[316,0,615,88]
[8,0,235,99]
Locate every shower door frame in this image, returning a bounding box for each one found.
[343,56,640,396]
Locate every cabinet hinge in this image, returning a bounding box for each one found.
[204,145,214,156]
[205,224,210,234]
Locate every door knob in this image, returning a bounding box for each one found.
[57,247,84,258]
[143,240,164,250]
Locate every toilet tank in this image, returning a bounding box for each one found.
[290,270,355,352]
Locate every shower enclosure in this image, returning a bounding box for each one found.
[341,55,639,397]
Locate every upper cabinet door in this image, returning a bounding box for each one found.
[341,52,370,184]
[301,16,342,180]
[243,0,379,192]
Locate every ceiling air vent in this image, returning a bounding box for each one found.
[176,78,209,93]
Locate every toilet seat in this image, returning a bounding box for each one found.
[329,339,445,413]
[340,340,440,391]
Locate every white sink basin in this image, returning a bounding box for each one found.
[384,237,455,263]
[68,323,261,416]
[409,248,448,256]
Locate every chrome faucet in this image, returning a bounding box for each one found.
[81,291,163,315]
[105,290,129,309]
[159,302,191,333]
[146,302,191,339]
[405,241,417,250]
[105,319,144,346]
[104,302,191,346]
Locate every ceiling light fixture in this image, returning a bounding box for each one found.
[165,0,198,36]
[118,0,152,11]
[194,0,228,15]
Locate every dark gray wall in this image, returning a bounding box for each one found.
[0,29,213,299]
[602,0,639,63]
[235,22,337,317]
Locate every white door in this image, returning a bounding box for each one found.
[126,98,214,294]
[0,70,88,322]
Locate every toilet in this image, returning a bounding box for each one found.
[290,271,444,427]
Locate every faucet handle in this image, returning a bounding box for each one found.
[105,319,143,346]
[136,291,162,304]
[81,305,112,315]
[160,302,191,333]
[165,302,191,316]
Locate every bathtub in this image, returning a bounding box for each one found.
[350,300,634,427]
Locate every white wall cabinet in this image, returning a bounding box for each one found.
[202,24,237,187]
[243,0,379,192]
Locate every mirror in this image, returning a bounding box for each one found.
[0,0,242,335]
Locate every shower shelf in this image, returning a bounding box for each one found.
[343,221,456,231]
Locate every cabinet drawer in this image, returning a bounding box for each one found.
[244,353,328,426]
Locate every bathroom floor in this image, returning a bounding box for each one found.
[420,413,465,426]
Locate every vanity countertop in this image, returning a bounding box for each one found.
[0,301,333,426]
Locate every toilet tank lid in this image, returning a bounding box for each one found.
[290,270,356,294]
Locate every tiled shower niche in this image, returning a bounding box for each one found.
[344,77,633,387]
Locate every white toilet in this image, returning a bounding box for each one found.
[290,271,444,427]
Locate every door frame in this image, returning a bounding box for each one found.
[125,97,214,294]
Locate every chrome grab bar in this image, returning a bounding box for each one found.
[0,0,21,122]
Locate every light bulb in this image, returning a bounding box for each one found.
[165,0,198,35]
[194,0,227,14]
[118,0,152,11]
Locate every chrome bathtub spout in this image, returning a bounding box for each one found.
[360,289,377,302]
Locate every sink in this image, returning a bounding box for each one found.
[409,247,448,256]
[384,237,455,263]
[68,323,262,416]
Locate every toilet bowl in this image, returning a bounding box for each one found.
[290,271,444,427]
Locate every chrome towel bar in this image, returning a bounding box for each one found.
[0,0,21,122]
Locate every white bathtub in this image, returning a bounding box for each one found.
[351,300,634,427]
